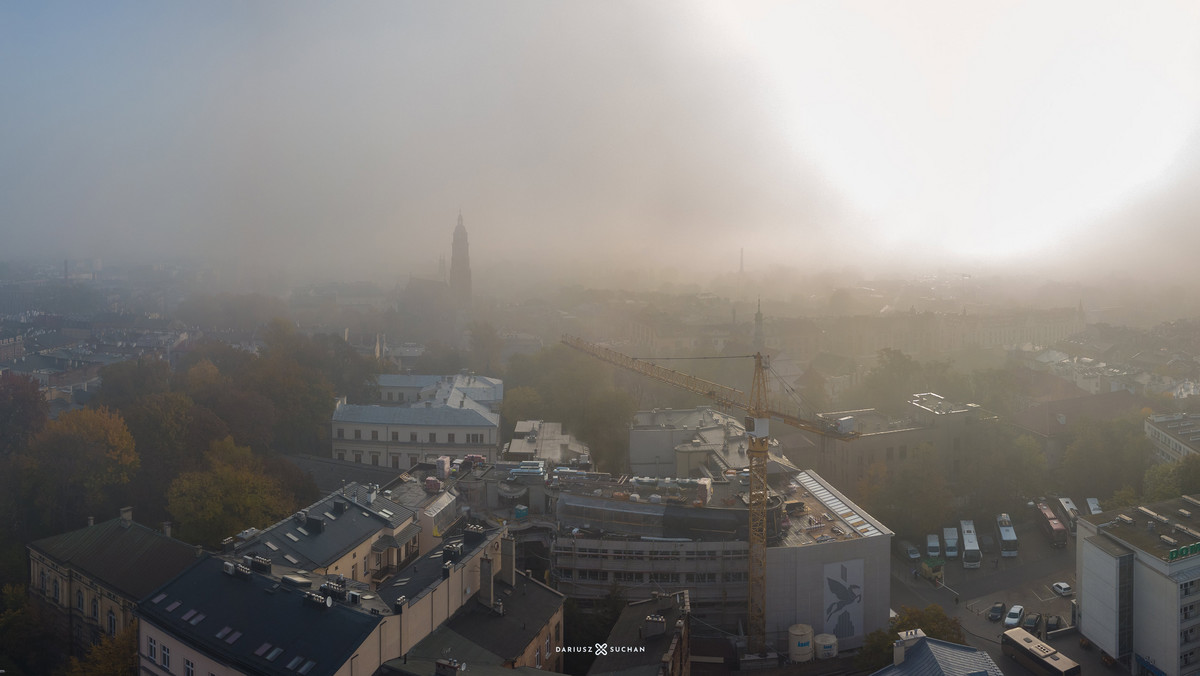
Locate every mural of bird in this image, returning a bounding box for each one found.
[825,577,862,621]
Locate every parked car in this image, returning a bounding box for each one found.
[1004,604,1025,629]
[980,533,996,554]
[1052,581,1074,596]
[1045,615,1063,632]
[896,539,921,561]
[986,601,1006,622]
[1023,612,1042,633]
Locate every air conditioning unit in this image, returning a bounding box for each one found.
[222,561,237,575]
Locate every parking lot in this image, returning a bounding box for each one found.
[891,514,1120,674]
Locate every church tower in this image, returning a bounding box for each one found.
[449,212,472,309]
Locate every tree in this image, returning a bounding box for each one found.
[1178,454,1200,495]
[167,437,297,547]
[93,357,171,411]
[19,407,138,534]
[501,387,544,441]
[0,371,48,457]
[856,605,965,670]
[1143,462,1181,501]
[56,618,137,676]
[467,321,504,375]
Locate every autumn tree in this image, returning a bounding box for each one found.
[167,437,297,547]
[19,407,138,534]
[0,371,48,457]
[56,618,137,676]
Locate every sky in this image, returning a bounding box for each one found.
[4,1,1200,287]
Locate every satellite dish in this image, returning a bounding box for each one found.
[324,595,334,608]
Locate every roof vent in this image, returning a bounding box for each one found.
[1162,535,1180,547]
[1116,514,1135,526]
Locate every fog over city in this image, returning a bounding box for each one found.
[4,1,1200,288]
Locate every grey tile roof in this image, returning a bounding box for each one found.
[237,483,416,571]
[138,556,380,676]
[589,592,689,676]
[30,517,199,601]
[441,571,563,662]
[871,637,1004,676]
[333,403,498,427]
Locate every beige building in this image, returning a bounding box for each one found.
[27,507,198,655]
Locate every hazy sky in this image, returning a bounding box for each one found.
[4,2,1200,285]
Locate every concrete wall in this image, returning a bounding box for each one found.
[764,533,891,651]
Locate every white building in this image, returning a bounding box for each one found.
[1077,494,1200,676]
[332,397,500,467]
[1146,413,1200,464]
[629,406,768,478]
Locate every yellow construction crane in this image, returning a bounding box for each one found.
[561,335,857,655]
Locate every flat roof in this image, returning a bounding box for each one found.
[1082,493,1200,562]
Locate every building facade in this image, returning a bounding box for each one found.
[1146,413,1200,464]
[1077,494,1200,675]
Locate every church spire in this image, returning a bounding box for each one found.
[450,212,472,309]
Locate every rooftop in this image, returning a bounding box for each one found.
[871,635,1004,676]
[30,513,199,601]
[138,556,381,676]
[1082,493,1200,563]
[432,570,564,663]
[333,401,499,428]
[236,483,417,571]
[377,525,504,608]
[285,454,407,496]
[589,591,690,676]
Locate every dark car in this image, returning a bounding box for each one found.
[1022,612,1042,633]
[986,601,1006,621]
[980,533,996,554]
[1045,615,1063,632]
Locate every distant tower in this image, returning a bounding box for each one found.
[753,299,765,353]
[449,212,472,308]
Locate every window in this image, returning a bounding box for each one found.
[448,433,456,443]
[536,648,541,668]
[354,452,362,463]
[185,659,195,676]
[53,579,59,603]
[108,610,116,635]
[371,454,379,466]
[387,392,394,401]
[429,432,437,443]
[336,451,345,461]
[92,598,98,618]
[391,431,399,441]
[148,636,157,660]
[371,430,378,441]
[392,455,400,468]
[77,589,84,610]
[40,571,46,593]
[410,432,418,442]
[354,429,362,440]
[161,645,170,669]
[337,428,344,439]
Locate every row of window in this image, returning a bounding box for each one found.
[40,570,118,634]
[554,548,747,560]
[557,569,747,583]
[336,428,487,444]
[148,635,198,676]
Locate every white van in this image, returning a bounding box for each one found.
[926,533,941,558]
[942,527,959,559]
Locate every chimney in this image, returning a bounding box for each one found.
[119,506,133,528]
[893,640,906,665]
[479,556,494,609]
[500,536,516,587]
[644,614,667,638]
[367,484,378,505]
[162,522,172,538]
[87,516,94,527]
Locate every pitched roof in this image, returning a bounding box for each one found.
[333,402,498,428]
[441,571,564,663]
[236,483,416,571]
[589,592,689,676]
[29,516,198,600]
[871,637,1003,676]
[138,556,381,676]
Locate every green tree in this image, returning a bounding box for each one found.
[0,371,48,457]
[93,357,171,410]
[856,605,965,670]
[467,321,505,375]
[1178,454,1200,495]
[501,387,544,441]
[167,437,297,547]
[1143,462,1181,501]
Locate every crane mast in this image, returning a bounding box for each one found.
[561,335,857,654]
[746,353,769,655]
